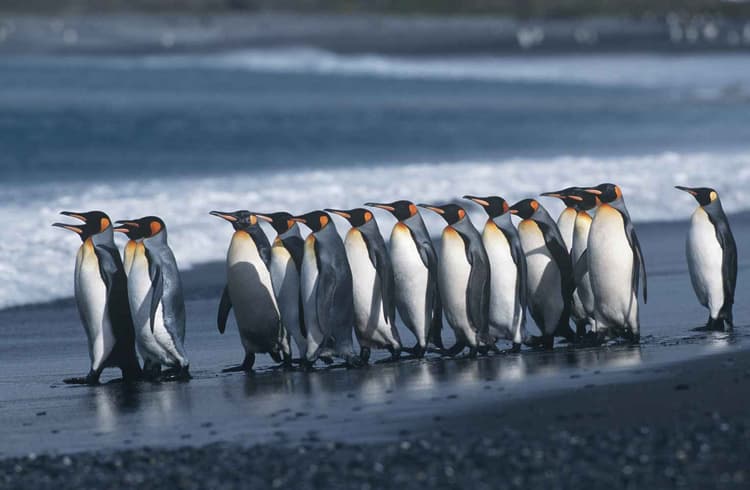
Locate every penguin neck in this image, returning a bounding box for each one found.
[278,225,301,241]
[402,212,428,234]
[490,213,512,229]
[144,229,168,248]
[91,226,115,247]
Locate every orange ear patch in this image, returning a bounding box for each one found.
[250,215,258,226]
[710,191,718,202]
[364,211,372,222]
[502,201,509,213]
[150,221,162,236]
[615,186,623,199]
[408,203,417,216]
[320,215,329,228]
[530,200,539,211]
[100,217,110,231]
[457,208,465,220]
[287,219,295,231]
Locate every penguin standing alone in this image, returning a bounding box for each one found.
[419,203,490,357]
[675,186,737,331]
[365,200,443,357]
[326,207,401,363]
[508,199,576,349]
[581,183,647,342]
[254,211,307,357]
[115,217,190,380]
[463,195,528,352]
[292,210,362,367]
[541,187,579,252]
[53,211,141,384]
[211,210,291,371]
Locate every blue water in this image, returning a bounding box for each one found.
[1,50,750,308]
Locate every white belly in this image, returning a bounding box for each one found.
[389,223,430,346]
[270,242,305,355]
[439,227,476,346]
[482,222,519,340]
[301,235,324,360]
[687,207,725,317]
[74,240,116,371]
[557,208,577,253]
[571,213,595,324]
[588,205,639,332]
[518,220,563,335]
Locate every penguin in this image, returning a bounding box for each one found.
[364,200,443,357]
[463,195,528,352]
[326,207,401,363]
[508,199,575,349]
[541,188,597,336]
[675,186,737,331]
[540,187,580,253]
[581,183,647,342]
[418,203,490,357]
[292,210,362,367]
[210,210,291,371]
[253,211,308,358]
[114,217,190,380]
[53,211,141,385]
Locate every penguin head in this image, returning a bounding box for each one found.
[364,200,418,222]
[210,210,259,231]
[52,210,112,241]
[116,216,167,238]
[291,210,331,232]
[463,195,510,218]
[540,187,582,208]
[325,208,374,228]
[417,203,467,225]
[675,186,719,207]
[254,211,296,235]
[567,188,598,212]
[508,199,540,220]
[583,183,623,205]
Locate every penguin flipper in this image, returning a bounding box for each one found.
[623,219,647,303]
[573,249,588,288]
[415,235,443,347]
[315,266,337,339]
[459,232,490,338]
[504,226,528,329]
[147,252,163,333]
[362,230,396,325]
[217,285,233,334]
[538,221,575,311]
[708,208,737,321]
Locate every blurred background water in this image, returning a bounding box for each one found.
[1,1,750,309]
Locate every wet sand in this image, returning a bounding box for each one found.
[0,214,749,486]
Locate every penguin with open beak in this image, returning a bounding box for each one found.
[463,195,528,352]
[292,210,362,368]
[507,199,576,349]
[253,211,308,358]
[53,211,141,385]
[114,216,190,380]
[210,210,291,371]
[326,207,402,363]
[581,184,646,342]
[364,200,443,357]
[540,187,581,253]
[675,186,737,331]
[418,203,490,357]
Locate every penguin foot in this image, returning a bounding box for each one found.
[223,353,255,373]
[507,342,522,354]
[404,344,426,358]
[63,376,99,386]
[345,355,365,369]
[439,342,467,358]
[320,356,335,365]
[359,347,371,364]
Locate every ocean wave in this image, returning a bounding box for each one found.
[1,150,749,310]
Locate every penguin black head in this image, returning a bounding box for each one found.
[364,200,418,222]
[210,210,259,231]
[582,183,623,204]
[417,203,467,225]
[325,208,374,228]
[508,199,540,220]
[291,210,331,232]
[540,187,583,208]
[116,216,167,238]
[52,210,112,241]
[254,211,296,235]
[675,186,720,207]
[463,195,510,218]
[567,188,598,212]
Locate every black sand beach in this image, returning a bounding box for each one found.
[1,214,749,487]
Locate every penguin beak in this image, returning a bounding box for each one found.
[417,204,444,214]
[52,222,83,234]
[209,211,238,222]
[462,195,489,207]
[324,209,351,219]
[540,191,564,199]
[290,217,307,224]
[675,186,698,196]
[507,203,521,215]
[582,188,602,196]
[365,202,395,212]
[113,227,130,234]
[254,214,274,223]
[59,211,87,222]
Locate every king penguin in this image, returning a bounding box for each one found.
[581,183,647,342]
[675,186,737,331]
[364,200,443,357]
[326,207,401,363]
[419,203,490,357]
[53,211,141,384]
[211,210,291,371]
[463,195,528,352]
[292,210,362,368]
[253,211,308,358]
[508,199,576,349]
[115,217,190,380]
[540,187,581,253]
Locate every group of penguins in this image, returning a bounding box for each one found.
[53,183,738,384]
